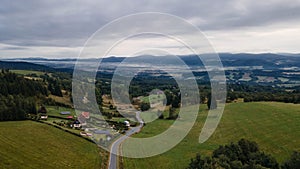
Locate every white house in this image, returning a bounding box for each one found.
[72,120,81,129]
[124,120,130,127]
[40,114,48,120]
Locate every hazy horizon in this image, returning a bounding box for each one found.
[1,52,300,60]
[1,1,300,58]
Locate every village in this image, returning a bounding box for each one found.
[31,103,134,146]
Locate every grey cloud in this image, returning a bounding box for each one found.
[0,0,300,54]
[1,46,27,50]
[210,1,300,29]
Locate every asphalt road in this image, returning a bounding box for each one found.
[108,112,144,169]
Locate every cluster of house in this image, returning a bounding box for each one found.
[38,107,131,142]
[74,112,115,141]
[69,111,90,129]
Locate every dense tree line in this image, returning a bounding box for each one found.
[243,92,300,104]
[187,139,299,169]
[128,75,179,98]
[39,71,73,97]
[47,80,63,97]
[227,84,300,104]
[0,70,47,121]
[0,94,36,121]
[90,70,300,114]
[0,70,48,97]
[111,75,300,107]
[94,71,300,109]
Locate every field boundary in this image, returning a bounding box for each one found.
[30,119,95,144]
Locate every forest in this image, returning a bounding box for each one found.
[0,69,69,121]
[1,65,299,121]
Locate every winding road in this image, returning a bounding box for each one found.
[108,112,144,169]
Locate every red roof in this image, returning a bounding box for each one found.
[81,112,90,119]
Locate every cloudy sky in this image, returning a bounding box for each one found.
[1,0,300,58]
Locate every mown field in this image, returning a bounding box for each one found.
[46,106,76,117]
[0,121,107,169]
[10,70,46,76]
[123,102,300,169]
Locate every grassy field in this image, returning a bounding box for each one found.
[139,93,165,104]
[0,121,107,169]
[46,106,76,117]
[123,102,300,169]
[49,94,73,107]
[10,70,46,76]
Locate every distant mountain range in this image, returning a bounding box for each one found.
[2,53,299,70]
[0,60,56,72]
[0,60,73,73]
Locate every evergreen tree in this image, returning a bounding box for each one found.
[188,139,279,169]
[282,151,300,169]
[168,107,178,119]
[140,102,150,111]
[207,95,217,110]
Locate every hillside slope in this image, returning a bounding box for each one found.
[0,121,106,169]
[123,102,300,169]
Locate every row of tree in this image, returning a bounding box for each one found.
[187,139,299,169]
[243,93,300,104]
[48,80,63,97]
[0,94,36,121]
[227,84,300,104]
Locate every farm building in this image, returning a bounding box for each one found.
[38,106,48,120]
[60,111,71,115]
[80,131,92,137]
[93,130,110,135]
[81,112,90,119]
[124,120,130,127]
[72,120,81,129]
[93,130,112,141]
[77,112,90,126]
[38,106,47,114]
[40,114,48,120]
[78,115,87,126]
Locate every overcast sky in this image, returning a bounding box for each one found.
[1,0,300,58]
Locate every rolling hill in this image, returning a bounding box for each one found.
[123,102,300,169]
[0,120,107,169]
[0,60,55,72]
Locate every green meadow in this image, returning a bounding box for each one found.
[123,102,300,169]
[46,106,76,117]
[0,121,106,169]
[10,70,46,76]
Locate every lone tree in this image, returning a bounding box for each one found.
[207,95,217,110]
[107,113,113,120]
[140,102,150,111]
[168,107,178,120]
[157,110,164,119]
[171,94,181,108]
[282,151,300,169]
